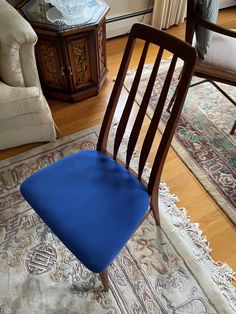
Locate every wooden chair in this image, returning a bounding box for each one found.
[20,23,196,291]
[168,0,236,134]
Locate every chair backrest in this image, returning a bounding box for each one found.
[97,23,196,211]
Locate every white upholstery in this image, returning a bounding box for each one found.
[0,82,41,119]
[0,109,56,150]
[196,30,236,83]
[0,0,57,150]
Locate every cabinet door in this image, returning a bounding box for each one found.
[35,37,68,91]
[65,32,97,92]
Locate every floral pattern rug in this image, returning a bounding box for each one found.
[124,60,236,224]
[0,127,235,314]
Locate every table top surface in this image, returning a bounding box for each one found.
[19,0,109,31]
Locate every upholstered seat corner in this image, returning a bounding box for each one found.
[196,30,236,83]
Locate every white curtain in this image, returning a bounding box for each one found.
[152,0,187,29]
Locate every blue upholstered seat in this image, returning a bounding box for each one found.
[20,150,150,273]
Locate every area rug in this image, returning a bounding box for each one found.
[0,127,235,313]
[124,60,236,224]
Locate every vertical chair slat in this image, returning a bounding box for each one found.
[125,47,164,169]
[113,41,150,160]
[97,35,136,153]
[148,61,195,209]
[138,55,178,179]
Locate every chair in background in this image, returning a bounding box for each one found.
[0,0,57,150]
[20,23,196,291]
[167,0,236,134]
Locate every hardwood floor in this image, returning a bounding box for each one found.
[0,7,235,283]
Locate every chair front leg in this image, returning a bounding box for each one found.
[99,269,109,291]
[151,207,160,225]
[230,120,236,135]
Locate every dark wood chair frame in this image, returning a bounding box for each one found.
[96,23,196,290]
[168,0,236,134]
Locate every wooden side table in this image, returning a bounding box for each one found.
[15,0,109,102]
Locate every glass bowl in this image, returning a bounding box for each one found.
[45,0,90,19]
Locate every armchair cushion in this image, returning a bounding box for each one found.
[0,107,56,150]
[195,0,219,57]
[196,30,236,83]
[0,82,42,119]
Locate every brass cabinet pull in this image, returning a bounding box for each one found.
[67,65,73,76]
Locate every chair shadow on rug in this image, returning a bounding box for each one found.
[20,23,196,291]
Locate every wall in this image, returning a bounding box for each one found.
[105,0,154,38]
[219,0,236,8]
[105,0,236,38]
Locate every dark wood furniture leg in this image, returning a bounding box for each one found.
[99,270,109,291]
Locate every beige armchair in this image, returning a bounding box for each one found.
[0,0,57,150]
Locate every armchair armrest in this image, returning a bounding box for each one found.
[192,10,236,38]
[0,0,40,88]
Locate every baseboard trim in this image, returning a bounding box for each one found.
[106,10,153,38]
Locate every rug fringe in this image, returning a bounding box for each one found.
[158,180,236,310]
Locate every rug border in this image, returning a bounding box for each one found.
[158,119,236,224]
